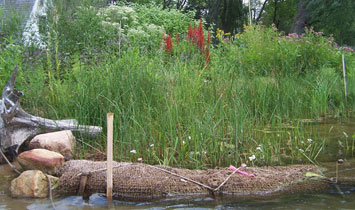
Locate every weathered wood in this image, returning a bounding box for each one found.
[106,113,114,203]
[0,66,102,153]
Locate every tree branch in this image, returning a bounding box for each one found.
[256,0,269,22]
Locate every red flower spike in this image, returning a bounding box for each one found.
[188,25,193,40]
[205,48,210,63]
[198,20,203,36]
[163,34,173,54]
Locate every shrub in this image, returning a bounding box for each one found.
[215,24,345,77]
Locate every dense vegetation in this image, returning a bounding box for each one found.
[0,0,354,169]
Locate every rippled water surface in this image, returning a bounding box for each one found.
[1,186,355,210]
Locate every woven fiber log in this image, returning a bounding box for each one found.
[55,160,330,200]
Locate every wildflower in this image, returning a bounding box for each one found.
[299,149,304,153]
[248,154,256,161]
[188,136,191,140]
[307,138,313,143]
[130,150,137,154]
[163,34,173,54]
[197,20,205,50]
[305,40,310,44]
[256,145,262,151]
[343,132,348,138]
[188,24,193,40]
[183,140,186,145]
[189,151,200,156]
[289,33,296,38]
[137,157,142,162]
[342,47,354,52]
[205,49,210,63]
[150,144,154,147]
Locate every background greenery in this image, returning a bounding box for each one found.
[0,0,354,168]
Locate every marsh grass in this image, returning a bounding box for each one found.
[2,0,354,168]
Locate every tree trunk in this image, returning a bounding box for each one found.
[221,0,228,30]
[207,0,222,27]
[256,0,268,23]
[290,0,310,35]
[273,0,278,26]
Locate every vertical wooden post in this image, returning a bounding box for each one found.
[342,54,347,102]
[106,113,114,204]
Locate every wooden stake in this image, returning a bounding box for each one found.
[106,113,114,204]
[342,54,347,102]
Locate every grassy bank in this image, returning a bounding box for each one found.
[1,0,354,168]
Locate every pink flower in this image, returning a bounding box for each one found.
[342,47,354,52]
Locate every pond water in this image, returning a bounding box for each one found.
[1,119,354,210]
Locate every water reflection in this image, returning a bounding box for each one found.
[2,188,355,210]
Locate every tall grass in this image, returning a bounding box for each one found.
[2,0,354,168]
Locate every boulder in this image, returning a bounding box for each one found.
[10,170,59,198]
[29,130,76,160]
[17,149,65,175]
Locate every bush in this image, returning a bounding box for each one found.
[97,3,197,53]
[215,24,345,77]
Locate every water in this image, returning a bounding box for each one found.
[1,173,355,210]
[305,118,355,162]
[1,120,354,209]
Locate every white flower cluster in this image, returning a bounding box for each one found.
[98,5,138,26]
[98,5,165,43]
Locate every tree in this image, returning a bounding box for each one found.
[261,0,297,33]
[290,0,309,35]
[305,0,355,45]
[220,0,245,33]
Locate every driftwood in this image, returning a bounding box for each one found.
[0,66,102,152]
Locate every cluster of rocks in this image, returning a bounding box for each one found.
[9,130,76,198]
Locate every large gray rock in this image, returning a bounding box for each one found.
[10,170,58,198]
[17,149,65,175]
[29,130,76,160]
